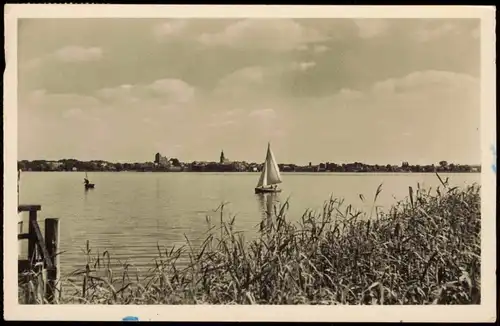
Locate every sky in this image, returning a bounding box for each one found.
[17,18,481,165]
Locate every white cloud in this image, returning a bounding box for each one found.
[96,78,195,107]
[224,108,244,117]
[213,66,266,98]
[248,108,277,119]
[199,19,328,52]
[62,107,83,119]
[292,61,316,71]
[207,120,237,128]
[54,46,103,62]
[20,46,103,71]
[371,70,478,95]
[207,109,244,128]
[313,45,329,53]
[154,20,188,39]
[147,79,195,103]
[215,60,320,101]
[219,66,264,85]
[23,91,102,111]
[337,88,363,100]
[414,22,460,43]
[353,19,389,39]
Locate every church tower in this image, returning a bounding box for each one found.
[220,150,225,164]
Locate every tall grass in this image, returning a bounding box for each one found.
[19,175,481,305]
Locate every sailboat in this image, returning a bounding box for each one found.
[254,142,283,194]
[84,171,95,190]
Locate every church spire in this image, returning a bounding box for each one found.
[220,149,225,164]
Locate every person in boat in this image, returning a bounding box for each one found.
[84,178,89,186]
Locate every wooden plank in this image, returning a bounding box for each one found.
[18,204,42,212]
[45,218,60,304]
[31,220,53,269]
[18,233,30,240]
[27,210,38,262]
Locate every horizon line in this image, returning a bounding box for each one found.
[17,157,483,167]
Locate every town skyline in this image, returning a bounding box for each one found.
[18,18,480,165]
[17,149,482,167]
[17,145,481,166]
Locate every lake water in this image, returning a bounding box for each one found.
[18,172,479,279]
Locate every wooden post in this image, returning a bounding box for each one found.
[28,209,38,264]
[18,204,42,304]
[44,218,60,303]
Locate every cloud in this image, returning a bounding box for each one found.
[213,66,266,98]
[224,108,244,117]
[304,69,478,115]
[219,66,264,85]
[153,20,188,39]
[248,108,277,119]
[412,21,473,43]
[198,19,328,52]
[147,79,195,103]
[206,108,244,128]
[207,120,237,128]
[62,107,84,119]
[313,45,329,53]
[214,60,319,101]
[295,44,328,53]
[337,88,364,100]
[22,90,102,112]
[54,46,103,62]
[96,78,195,107]
[292,61,316,71]
[353,19,389,38]
[371,70,478,95]
[19,46,103,73]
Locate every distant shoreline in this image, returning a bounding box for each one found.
[18,160,481,174]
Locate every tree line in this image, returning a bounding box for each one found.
[17,159,481,173]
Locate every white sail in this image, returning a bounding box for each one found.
[256,161,267,188]
[256,143,282,188]
[266,143,282,185]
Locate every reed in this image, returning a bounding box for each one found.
[19,174,481,305]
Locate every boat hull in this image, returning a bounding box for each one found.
[254,187,281,194]
[85,184,95,190]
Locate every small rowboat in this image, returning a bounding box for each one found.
[84,172,95,190]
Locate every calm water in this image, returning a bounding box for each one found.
[18,172,479,279]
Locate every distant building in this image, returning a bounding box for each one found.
[220,150,230,164]
[154,152,170,167]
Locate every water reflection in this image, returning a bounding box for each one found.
[255,193,280,233]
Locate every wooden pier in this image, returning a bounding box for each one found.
[18,204,60,304]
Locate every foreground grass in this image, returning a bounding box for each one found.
[20,174,481,305]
